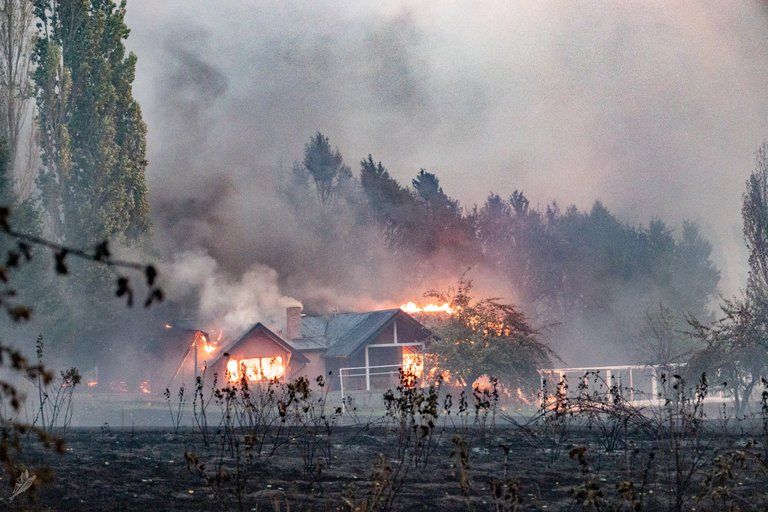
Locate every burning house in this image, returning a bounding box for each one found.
[143,324,213,394]
[90,323,214,395]
[208,322,309,384]
[207,306,433,391]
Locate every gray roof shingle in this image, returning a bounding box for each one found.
[288,309,403,358]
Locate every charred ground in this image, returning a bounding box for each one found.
[17,421,768,511]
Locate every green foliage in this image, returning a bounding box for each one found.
[472,191,720,361]
[360,154,413,226]
[412,169,445,204]
[27,0,153,358]
[0,137,11,204]
[360,156,475,263]
[0,136,67,339]
[686,142,768,417]
[0,0,35,176]
[743,142,768,293]
[286,135,720,364]
[426,277,552,391]
[32,0,151,246]
[300,132,353,210]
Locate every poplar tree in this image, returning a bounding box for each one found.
[0,137,11,204]
[32,0,150,246]
[0,0,35,184]
[743,142,768,295]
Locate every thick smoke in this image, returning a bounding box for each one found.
[123,2,768,317]
[162,250,301,338]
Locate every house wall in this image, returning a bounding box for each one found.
[369,319,428,346]
[325,358,343,389]
[208,331,293,384]
[294,350,325,382]
[335,317,430,391]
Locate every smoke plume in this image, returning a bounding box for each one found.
[162,250,301,337]
[122,1,768,325]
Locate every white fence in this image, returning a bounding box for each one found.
[538,364,730,406]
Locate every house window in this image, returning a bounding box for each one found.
[402,350,424,379]
[226,359,239,382]
[261,356,285,380]
[227,356,285,383]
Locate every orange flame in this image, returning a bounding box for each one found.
[226,356,285,383]
[400,302,454,314]
[197,333,216,354]
[402,352,424,382]
[261,356,284,381]
[226,359,239,382]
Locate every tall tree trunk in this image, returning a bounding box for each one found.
[0,0,33,194]
[739,375,759,418]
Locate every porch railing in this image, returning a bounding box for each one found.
[338,363,406,412]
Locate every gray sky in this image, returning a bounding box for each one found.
[126,1,768,296]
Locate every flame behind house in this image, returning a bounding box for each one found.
[200,307,433,391]
[399,302,454,315]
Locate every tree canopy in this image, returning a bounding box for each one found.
[423,278,552,392]
[33,0,150,246]
[281,132,721,365]
[685,142,768,416]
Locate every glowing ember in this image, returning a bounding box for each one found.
[472,375,493,391]
[400,302,454,314]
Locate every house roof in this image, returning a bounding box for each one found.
[145,325,206,370]
[288,309,432,358]
[210,322,310,366]
[139,324,210,387]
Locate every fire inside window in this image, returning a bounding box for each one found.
[227,356,285,383]
[402,351,424,378]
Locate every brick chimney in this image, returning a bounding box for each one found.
[286,306,302,340]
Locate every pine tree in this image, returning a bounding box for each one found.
[32,0,150,245]
[301,132,352,210]
[359,154,412,223]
